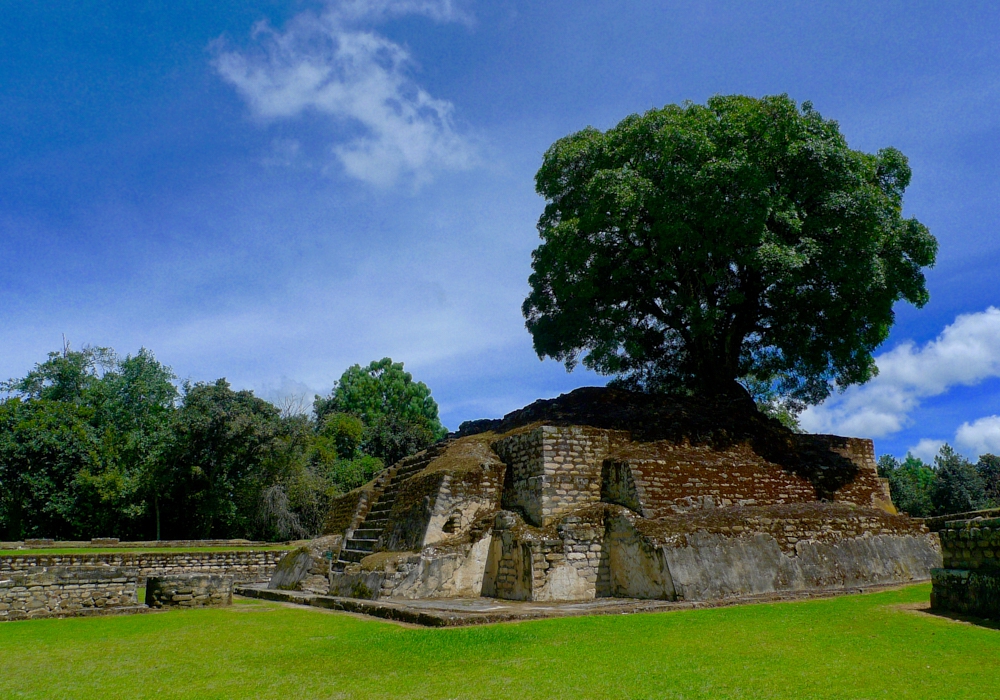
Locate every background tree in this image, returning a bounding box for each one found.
[877,453,935,518]
[931,444,988,516]
[0,398,100,540]
[164,379,307,539]
[314,358,447,466]
[976,454,1000,506]
[1,346,445,541]
[524,94,937,405]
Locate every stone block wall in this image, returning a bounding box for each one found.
[494,425,889,526]
[612,436,889,518]
[932,517,1000,617]
[146,574,233,608]
[494,429,545,526]
[0,566,138,620]
[938,518,1000,570]
[494,426,628,527]
[0,550,286,584]
[482,511,610,602]
[2,539,273,550]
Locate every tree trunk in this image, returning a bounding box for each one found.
[154,494,161,541]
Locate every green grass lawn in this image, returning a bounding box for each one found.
[1,584,996,699]
[0,546,292,555]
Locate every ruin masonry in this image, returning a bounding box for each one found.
[277,387,940,604]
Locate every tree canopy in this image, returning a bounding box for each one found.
[523,94,937,404]
[314,358,447,466]
[0,347,450,541]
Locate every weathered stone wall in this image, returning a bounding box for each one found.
[423,463,504,547]
[931,568,1000,616]
[938,518,1000,570]
[932,517,1000,617]
[494,428,545,526]
[494,426,629,527]
[324,487,373,537]
[146,574,233,608]
[480,504,938,603]
[612,435,889,518]
[0,550,286,584]
[379,472,448,551]
[481,512,536,600]
[0,566,138,620]
[1,538,272,550]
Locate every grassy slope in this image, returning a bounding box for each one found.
[0,546,292,555]
[0,584,996,700]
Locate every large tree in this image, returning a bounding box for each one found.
[523,94,937,403]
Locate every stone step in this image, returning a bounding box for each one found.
[338,549,368,563]
[352,528,383,540]
[362,519,389,530]
[347,538,379,552]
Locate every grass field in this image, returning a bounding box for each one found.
[0,546,292,555]
[1,584,997,699]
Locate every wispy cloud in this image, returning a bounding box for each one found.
[800,306,1000,437]
[213,0,476,186]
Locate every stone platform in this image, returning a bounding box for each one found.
[236,580,923,627]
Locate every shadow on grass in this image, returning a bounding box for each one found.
[900,602,1000,631]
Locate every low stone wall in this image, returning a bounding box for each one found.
[0,550,287,584]
[937,517,1000,569]
[147,574,232,608]
[0,566,138,620]
[923,509,1000,532]
[932,516,1000,617]
[1,538,274,550]
[931,568,1000,616]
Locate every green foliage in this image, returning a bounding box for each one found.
[0,398,100,539]
[976,453,1000,506]
[320,412,365,460]
[0,345,323,541]
[931,444,989,516]
[164,379,309,539]
[314,358,446,466]
[524,94,936,402]
[0,346,178,539]
[1,345,115,403]
[879,453,935,517]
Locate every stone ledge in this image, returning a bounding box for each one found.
[235,581,927,628]
[0,605,154,623]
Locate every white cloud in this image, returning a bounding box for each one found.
[213,0,476,186]
[955,415,1000,458]
[800,306,1000,437]
[906,438,945,463]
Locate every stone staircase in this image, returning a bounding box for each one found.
[332,442,451,572]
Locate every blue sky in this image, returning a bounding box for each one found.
[2,1,1000,461]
